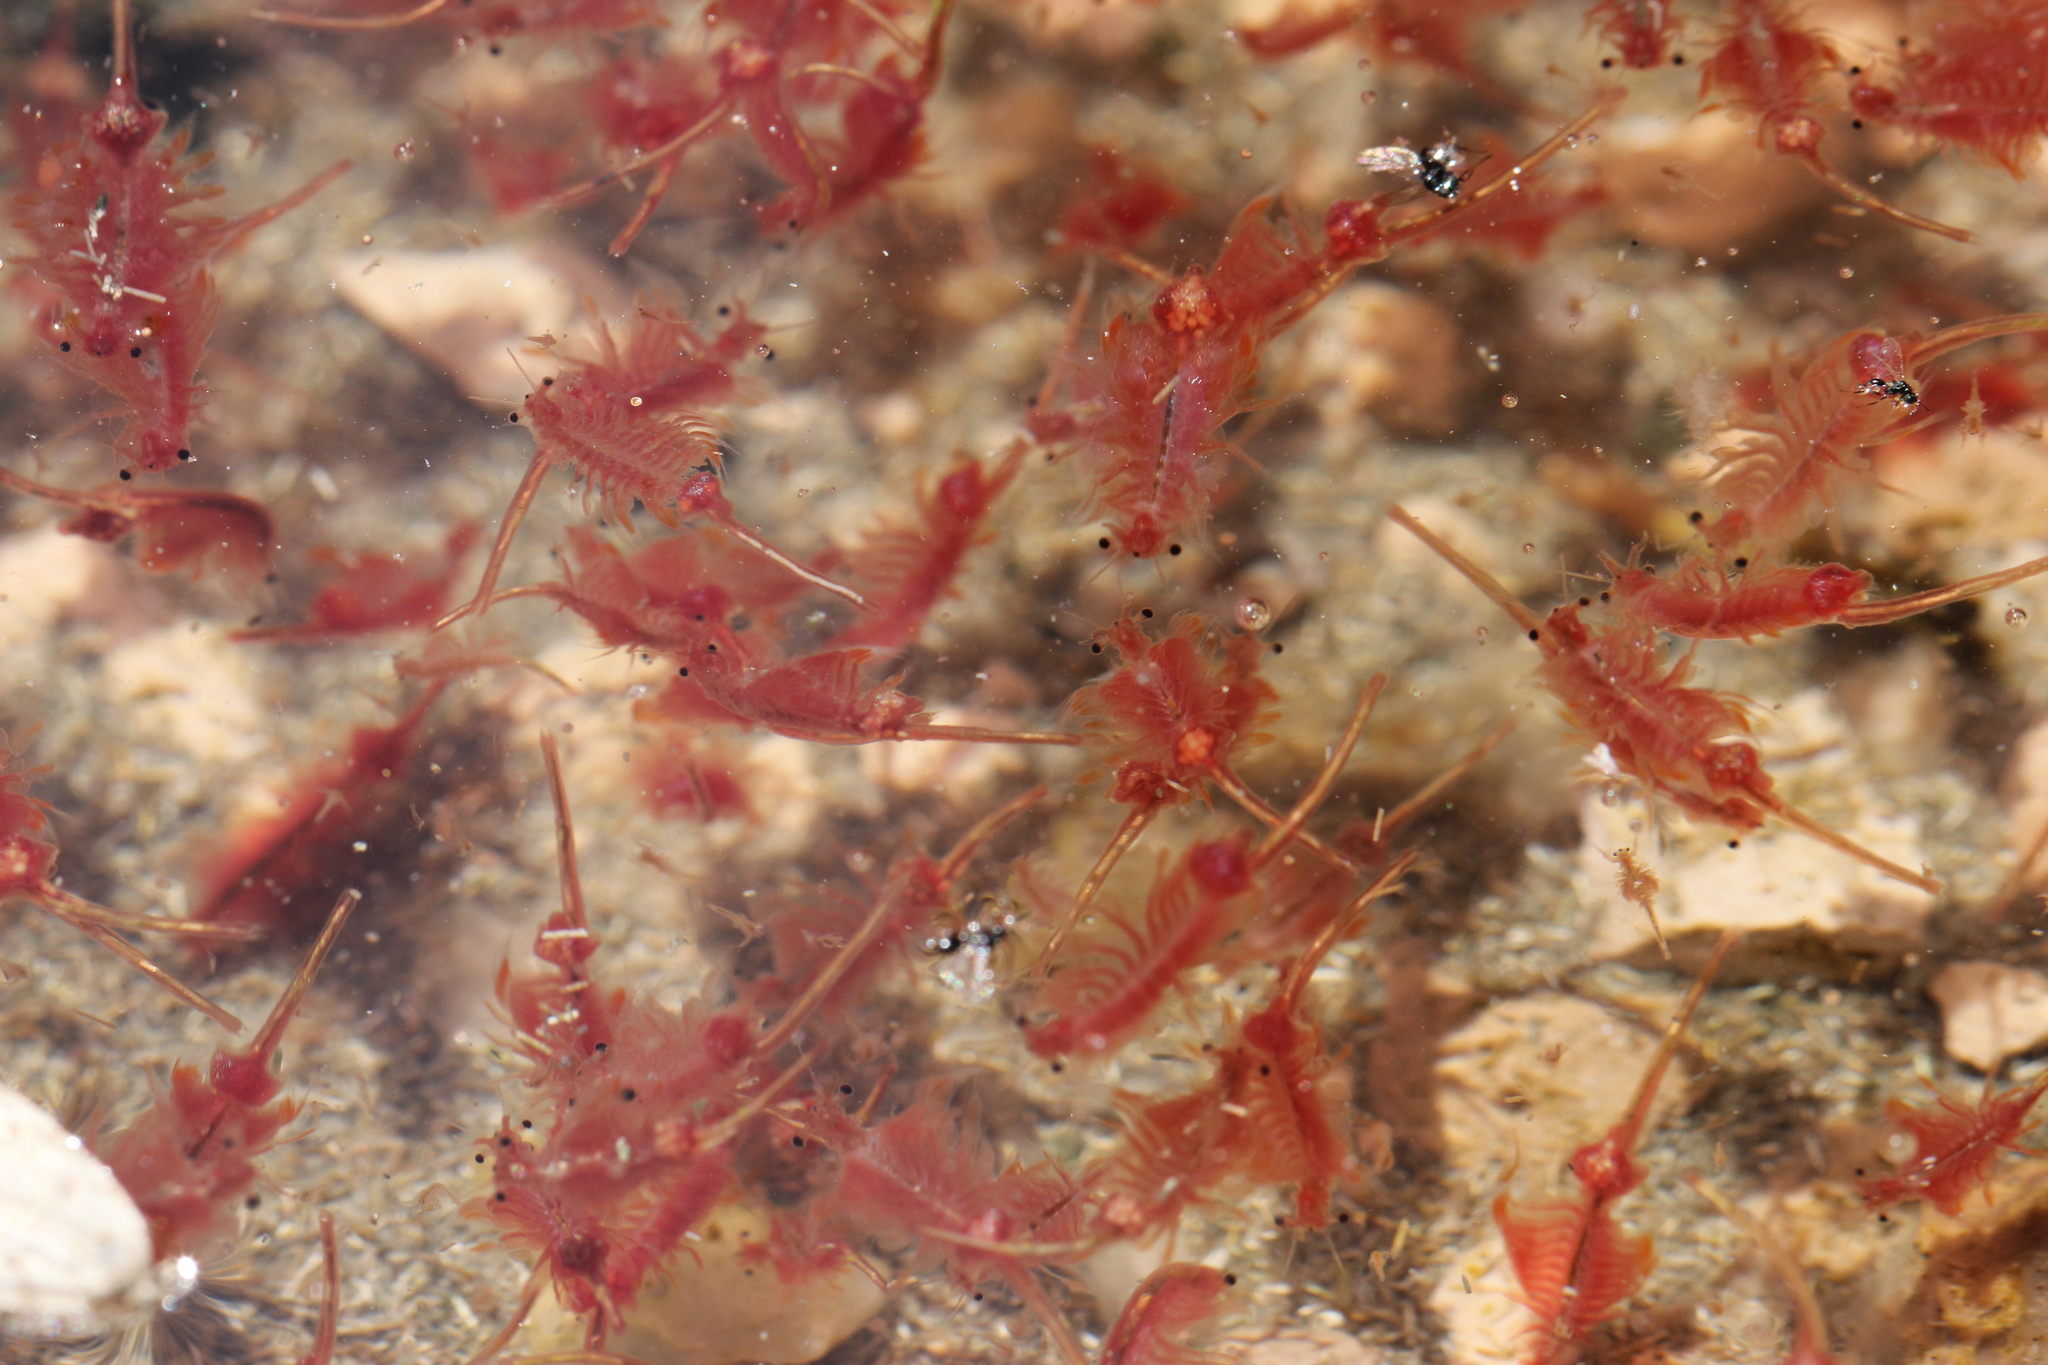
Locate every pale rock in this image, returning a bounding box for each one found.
[1425,1228,1528,1365]
[1435,994,1689,1186]
[1596,112,1817,251]
[2005,718,2048,891]
[0,1082,154,1332]
[1242,1328,1385,1365]
[1292,282,1468,436]
[334,245,625,400]
[1577,689,1936,962]
[1929,961,2048,1071]
[518,1202,883,1365]
[0,528,102,652]
[101,623,270,765]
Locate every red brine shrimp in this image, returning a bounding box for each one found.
[439,305,861,629]
[649,641,1083,746]
[1,737,253,1030]
[1588,0,1680,70]
[1033,93,1621,562]
[1849,0,2048,178]
[1024,679,1386,1061]
[532,0,959,252]
[1036,612,1280,965]
[1388,506,1941,893]
[234,522,480,642]
[12,0,349,472]
[1857,1070,2048,1216]
[1699,314,2048,556]
[488,523,800,662]
[94,890,359,1261]
[823,446,1026,652]
[0,465,273,581]
[1604,550,2048,640]
[1098,1263,1234,1365]
[1697,0,1971,241]
[1494,930,1739,1365]
[1091,857,1413,1240]
[191,680,450,939]
[798,1080,1093,1365]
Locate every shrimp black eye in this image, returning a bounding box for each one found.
[1099,537,1111,548]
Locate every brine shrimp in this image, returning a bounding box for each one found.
[1097,1263,1234,1365]
[14,0,350,472]
[823,445,1026,652]
[1857,1069,2048,1216]
[1494,929,1740,1365]
[1023,678,1386,1061]
[0,464,272,582]
[94,890,360,1261]
[529,0,958,251]
[1034,92,1622,563]
[1388,506,1942,894]
[1603,548,2048,640]
[649,642,1083,747]
[791,1079,1094,1365]
[191,680,451,940]
[1091,856,1415,1240]
[234,522,480,642]
[1697,314,2048,556]
[1697,0,1972,242]
[437,305,861,630]
[1588,0,1681,70]
[1849,0,2048,179]
[471,747,1037,1354]
[1,736,254,1031]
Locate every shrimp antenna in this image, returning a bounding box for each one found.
[1252,673,1387,866]
[254,0,453,29]
[1611,928,1740,1155]
[245,889,362,1069]
[110,0,135,91]
[539,732,589,938]
[296,1212,342,1365]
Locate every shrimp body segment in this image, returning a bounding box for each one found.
[1858,1073,2048,1216]
[0,465,273,581]
[1098,1263,1233,1365]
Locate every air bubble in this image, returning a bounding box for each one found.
[1475,625,1489,643]
[1522,543,1536,554]
[1501,393,1519,408]
[1235,597,1272,631]
[393,139,417,162]
[2008,604,2030,628]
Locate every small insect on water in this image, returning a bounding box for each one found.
[923,899,1017,1002]
[1356,134,1471,199]
[1852,335,1921,409]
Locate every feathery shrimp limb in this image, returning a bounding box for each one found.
[753,786,1045,1056]
[1251,673,1388,865]
[1033,804,1158,971]
[1759,793,1941,895]
[1836,552,2048,627]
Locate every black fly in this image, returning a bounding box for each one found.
[1357,135,1470,200]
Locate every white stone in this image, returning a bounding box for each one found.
[0,1082,153,1332]
[1929,961,2048,1072]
